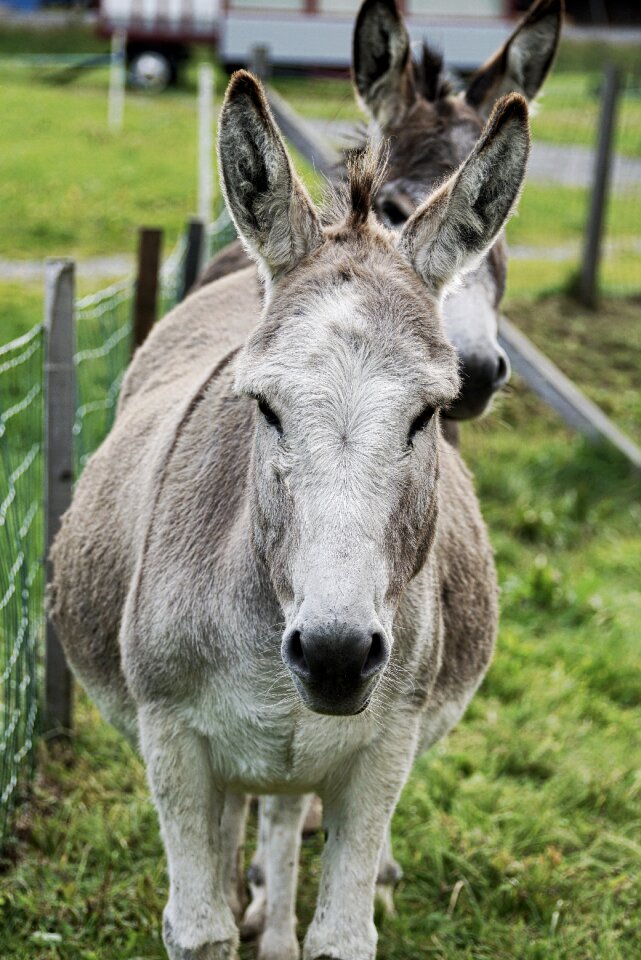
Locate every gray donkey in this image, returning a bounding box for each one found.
[50,72,530,960]
[197,0,562,427]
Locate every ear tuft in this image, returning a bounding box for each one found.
[225,69,269,111]
[484,91,529,144]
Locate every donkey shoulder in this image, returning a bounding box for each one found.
[118,265,261,412]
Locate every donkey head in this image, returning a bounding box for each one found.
[219,72,529,716]
[353,0,562,419]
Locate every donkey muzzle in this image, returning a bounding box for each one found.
[281,618,390,716]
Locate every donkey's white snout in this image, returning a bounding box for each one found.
[281,617,390,716]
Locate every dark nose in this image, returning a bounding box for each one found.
[493,350,510,389]
[466,350,510,394]
[282,622,389,694]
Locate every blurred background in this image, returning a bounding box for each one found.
[0,3,640,959]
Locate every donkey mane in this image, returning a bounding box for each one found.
[412,42,454,103]
[327,141,389,229]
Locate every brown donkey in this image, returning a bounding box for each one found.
[50,74,530,960]
[198,0,562,426]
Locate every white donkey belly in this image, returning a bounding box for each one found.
[183,676,380,793]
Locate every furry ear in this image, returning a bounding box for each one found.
[352,0,415,130]
[218,70,322,283]
[466,0,563,119]
[400,94,530,296]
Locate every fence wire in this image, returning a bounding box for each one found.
[74,279,134,475]
[207,204,237,260]
[0,218,209,851]
[74,229,193,473]
[505,67,641,299]
[0,325,45,850]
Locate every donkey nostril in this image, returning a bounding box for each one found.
[494,353,509,387]
[362,632,387,679]
[286,630,309,677]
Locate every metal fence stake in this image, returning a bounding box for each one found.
[181,218,205,300]
[133,227,163,353]
[577,65,621,308]
[44,259,75,737]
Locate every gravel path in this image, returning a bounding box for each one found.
[0,254,133,282]
[1,127,638,282]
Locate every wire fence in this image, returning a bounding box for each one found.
[0,326,45,848]
[0,215,235,852]
[504,68,641,300]
[74,279,133,475]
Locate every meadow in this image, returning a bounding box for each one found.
[1,31,640,960]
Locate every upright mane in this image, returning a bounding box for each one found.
[324,141,389,229]
[412,42,455,103]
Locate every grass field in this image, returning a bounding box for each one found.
[1,294,639,960]
[1,28,640,960]
[1,53,639,312]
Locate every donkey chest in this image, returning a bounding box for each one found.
[182,672,377,792]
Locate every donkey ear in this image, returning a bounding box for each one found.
[466,0,563,120]
[352,0,415,130]
[218,71,322,282]
[400,94,529,296]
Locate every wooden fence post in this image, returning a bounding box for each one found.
[577,65,621,308]
[249,44,271,80]
[44,259,75,736]
[181,217,205,300]
[132,227,163,353]
[198,63,215,226]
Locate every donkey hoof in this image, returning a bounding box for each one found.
[163,917,238,960]
[375,881,397,917]
[376,859,403,886]
[240,899,266,941]
[258,928,300,960]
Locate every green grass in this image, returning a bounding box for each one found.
[1,293,640,959]
[531,72,641,158]
[1,46,640,960]
[0,57,638,307]
[0,62,208,260]
[0,23,107,57]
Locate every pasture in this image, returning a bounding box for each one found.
[1,28,640,960]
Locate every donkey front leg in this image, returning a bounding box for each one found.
[221,791,250,921]
[304,729,417,960]
[258,793,311,960]
[139,708,238,960]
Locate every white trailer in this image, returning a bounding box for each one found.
[98,0,222,87]
[98,0,520,88]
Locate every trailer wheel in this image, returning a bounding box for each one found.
[128,51,175,92]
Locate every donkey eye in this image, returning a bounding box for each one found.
[379,199,408,227]
[408,405,437,446]
[257,397,283,435]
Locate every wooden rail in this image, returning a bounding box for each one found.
[499,316,641,470]
[44,259,75,736]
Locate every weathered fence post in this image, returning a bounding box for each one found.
[249,44,271,81]
[198,63,215,227]
[108,29,127,132]
[133,227,163,353]
[44,259,75,736]
[577,65,621,308]
[181,217,205,300]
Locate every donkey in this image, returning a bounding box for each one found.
[197,0,562,428]
[49,72,530,960]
